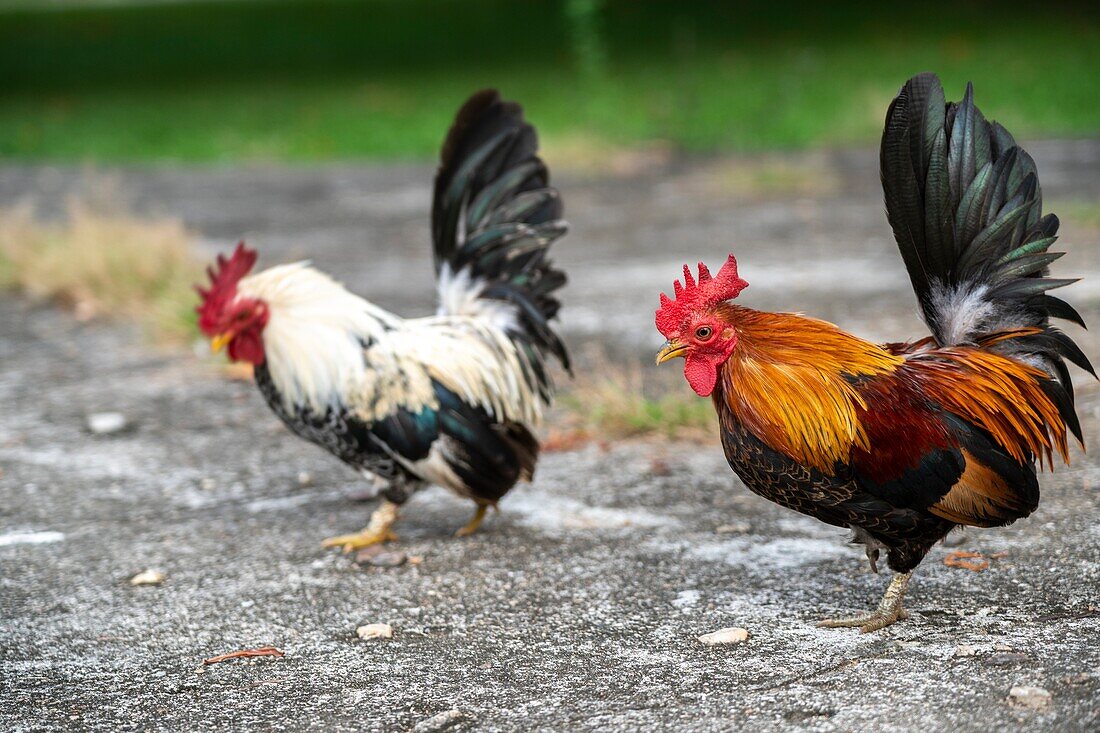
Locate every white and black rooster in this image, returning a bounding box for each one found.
[197,91,570,550]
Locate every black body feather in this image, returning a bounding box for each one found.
[255,364,538,506]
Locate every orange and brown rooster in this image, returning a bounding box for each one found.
[655,73,1092,632]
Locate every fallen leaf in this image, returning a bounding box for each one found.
[203,647,284,665]
[944,551,989,572]
[542,429,591,452]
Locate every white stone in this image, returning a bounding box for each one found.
[129,569,165,586]
[1008,685,1052,710]
[412,709,465,732]
[356,623,393,640]
[715,523,750,534]
[698,627,749,646]
[87,412,127,435]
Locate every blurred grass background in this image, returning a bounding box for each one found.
[1,0,1097,163]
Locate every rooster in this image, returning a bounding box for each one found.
[655,73,1092,632]
[197,90,570,550]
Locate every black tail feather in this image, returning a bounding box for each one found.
[432,90,570,381]
[881,72,1092,422]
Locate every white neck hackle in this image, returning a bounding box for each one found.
[236,262,397,413]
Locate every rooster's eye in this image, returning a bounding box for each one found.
[695,326,713,340]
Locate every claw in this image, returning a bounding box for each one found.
[322,499,399,553]
[818,571,913,633]
[817,607,910,633]
[454,504,489,538]
[321,527,398,553]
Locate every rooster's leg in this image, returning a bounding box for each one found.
[817,571,913,633]
[321,499,399,552]
[454,504,490,538]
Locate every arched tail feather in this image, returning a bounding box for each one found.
[881,73,1092,440]
[432,90,571,387]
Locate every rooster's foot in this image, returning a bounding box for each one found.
[322,499,400,553]
[817,571,913,633]
[817,606,910,633]
[454,504,492,538]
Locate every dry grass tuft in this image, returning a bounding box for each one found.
[0,199,202,342]
[553,348,717,442]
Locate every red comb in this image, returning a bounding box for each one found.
[655,254,748,337]
[195,241,258,335]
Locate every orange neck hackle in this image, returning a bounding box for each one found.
[715,308,903,472]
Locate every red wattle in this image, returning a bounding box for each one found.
[228,329,266,366]
[684,354,719,397]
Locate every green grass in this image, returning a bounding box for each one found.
[1,1,1098,162]
[554,350,716,441]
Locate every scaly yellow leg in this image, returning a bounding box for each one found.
[454,504,489,538]
[818,571,913,633]
[322,499,399,553]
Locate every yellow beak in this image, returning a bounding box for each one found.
[655,339,688,365]
[210,332,233,353]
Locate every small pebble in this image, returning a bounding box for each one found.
[698,627,749,646]
[355,545,384,560]
[365,548,409,563]
[954,644,978,657]
[129,569,165,586]
[648,459,671,476]
[297,472,313,487]
[200,478,217,491]
[985,652,1030,667]
[87,413,128,435]
[356,623,393,640]
[715,523,750,535]
[352,541,409,563]
[353,545,401,563]
[413,709,465,733]
[1008,685,1051,710]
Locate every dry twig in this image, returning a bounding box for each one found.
[202,647,285,665]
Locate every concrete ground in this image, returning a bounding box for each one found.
[1,142,1099,731]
